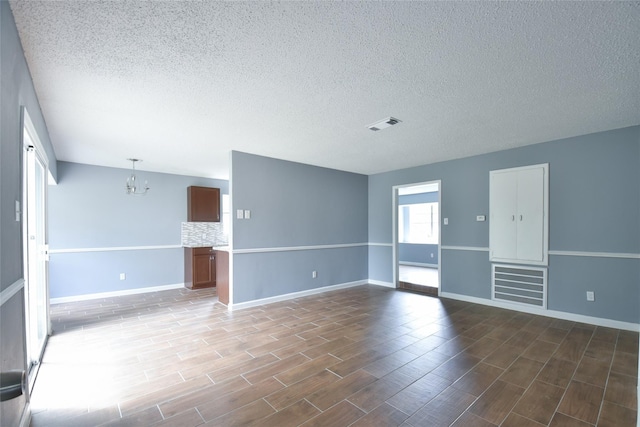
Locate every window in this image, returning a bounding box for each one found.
[399,202,439,244]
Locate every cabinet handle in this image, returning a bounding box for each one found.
[520,215,523,221]
[511,215,515,221]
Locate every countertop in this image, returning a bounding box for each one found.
[182,245,229,251]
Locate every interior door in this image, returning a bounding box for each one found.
[23,119,50,391]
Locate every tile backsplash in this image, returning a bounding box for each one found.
[181,222,228,247]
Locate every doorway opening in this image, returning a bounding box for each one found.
[22,108,51,393]
[393,181,441,296]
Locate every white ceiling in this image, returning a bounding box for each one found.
[10,1,640,180]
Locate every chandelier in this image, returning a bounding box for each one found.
[125,159,150,195]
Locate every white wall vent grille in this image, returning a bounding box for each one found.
[492,264,547,309]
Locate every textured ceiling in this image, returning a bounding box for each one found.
[9,1,640,179]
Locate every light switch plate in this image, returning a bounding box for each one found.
[443,218,449,225]
[244,210,251,219]
[476,215,486,222]
[236,209,244,219]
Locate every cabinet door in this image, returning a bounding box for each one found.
[193,251,215,288]
[490,171,518,260]
[516,167,545,262]
[188,186,220,222]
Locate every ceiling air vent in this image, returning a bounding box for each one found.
[368,117,402,131]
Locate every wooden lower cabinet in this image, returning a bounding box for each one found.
[215,250,229,305]
[185,247,216,289]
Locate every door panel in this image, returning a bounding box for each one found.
[490,171,517,260]
[516,167,545,262]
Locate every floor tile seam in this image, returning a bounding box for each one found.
[552,332,600,426]
[467,336,558,426]
[380,398,415,418]
[505,357,561,425]
[594,334,623,425]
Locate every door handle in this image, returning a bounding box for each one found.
[0,370,26,402]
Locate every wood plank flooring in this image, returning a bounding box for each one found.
[30,285,638,426]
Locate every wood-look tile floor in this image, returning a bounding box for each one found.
[30,285,638,426]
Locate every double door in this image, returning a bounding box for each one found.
[490,164,548,265]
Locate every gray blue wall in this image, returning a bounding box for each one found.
[369,126,640,324]
[48,161,228,299]
[231,151,368,304]
[0,2,58,424]
[398,192,439,266]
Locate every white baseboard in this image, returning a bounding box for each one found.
[229,280,368,310]
[399,262,438,268]
[50,283,185,304]
[440,291,640,332]
[368,280,395,288]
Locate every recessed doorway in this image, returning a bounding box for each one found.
[393,181,441,296]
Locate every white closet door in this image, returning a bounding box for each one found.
[516,167,545,262]
[490,171,517,260]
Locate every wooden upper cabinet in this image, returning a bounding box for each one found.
[187,186,220,222]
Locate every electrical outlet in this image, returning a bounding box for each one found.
[312,271,317,279]
[586,291,595,301]
[119,273,126,281]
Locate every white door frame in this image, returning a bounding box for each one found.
[21,107,51,392]
[392,180,442,295]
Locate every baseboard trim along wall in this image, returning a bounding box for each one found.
[441,246,490,252]
[228,280,369,310]
[368,280,395,288]
[49,244,182,254]
[439,247,640,259]
[440,291,640,332]
[233,243,368,254]
[50,283,185,304]
[1,278,25,307]
[548,250,640,259]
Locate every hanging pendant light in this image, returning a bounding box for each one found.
[125,159,150,195]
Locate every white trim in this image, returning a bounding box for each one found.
[392,180,442,298]
[440,291,639,332]
[50,283,184,304]
[228,280,368,310]
[404,246,639,259]
[49,245,183,254]
[233,243,368,254]
[368,242,393,247]
[399,261,438,268]
[489,163,550,266]
[368,280,395,288]
[549,250,640,260]
[19,402,31,427]
[1,279,25,307]
[492,263,547,310]
[441,245,490,252]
